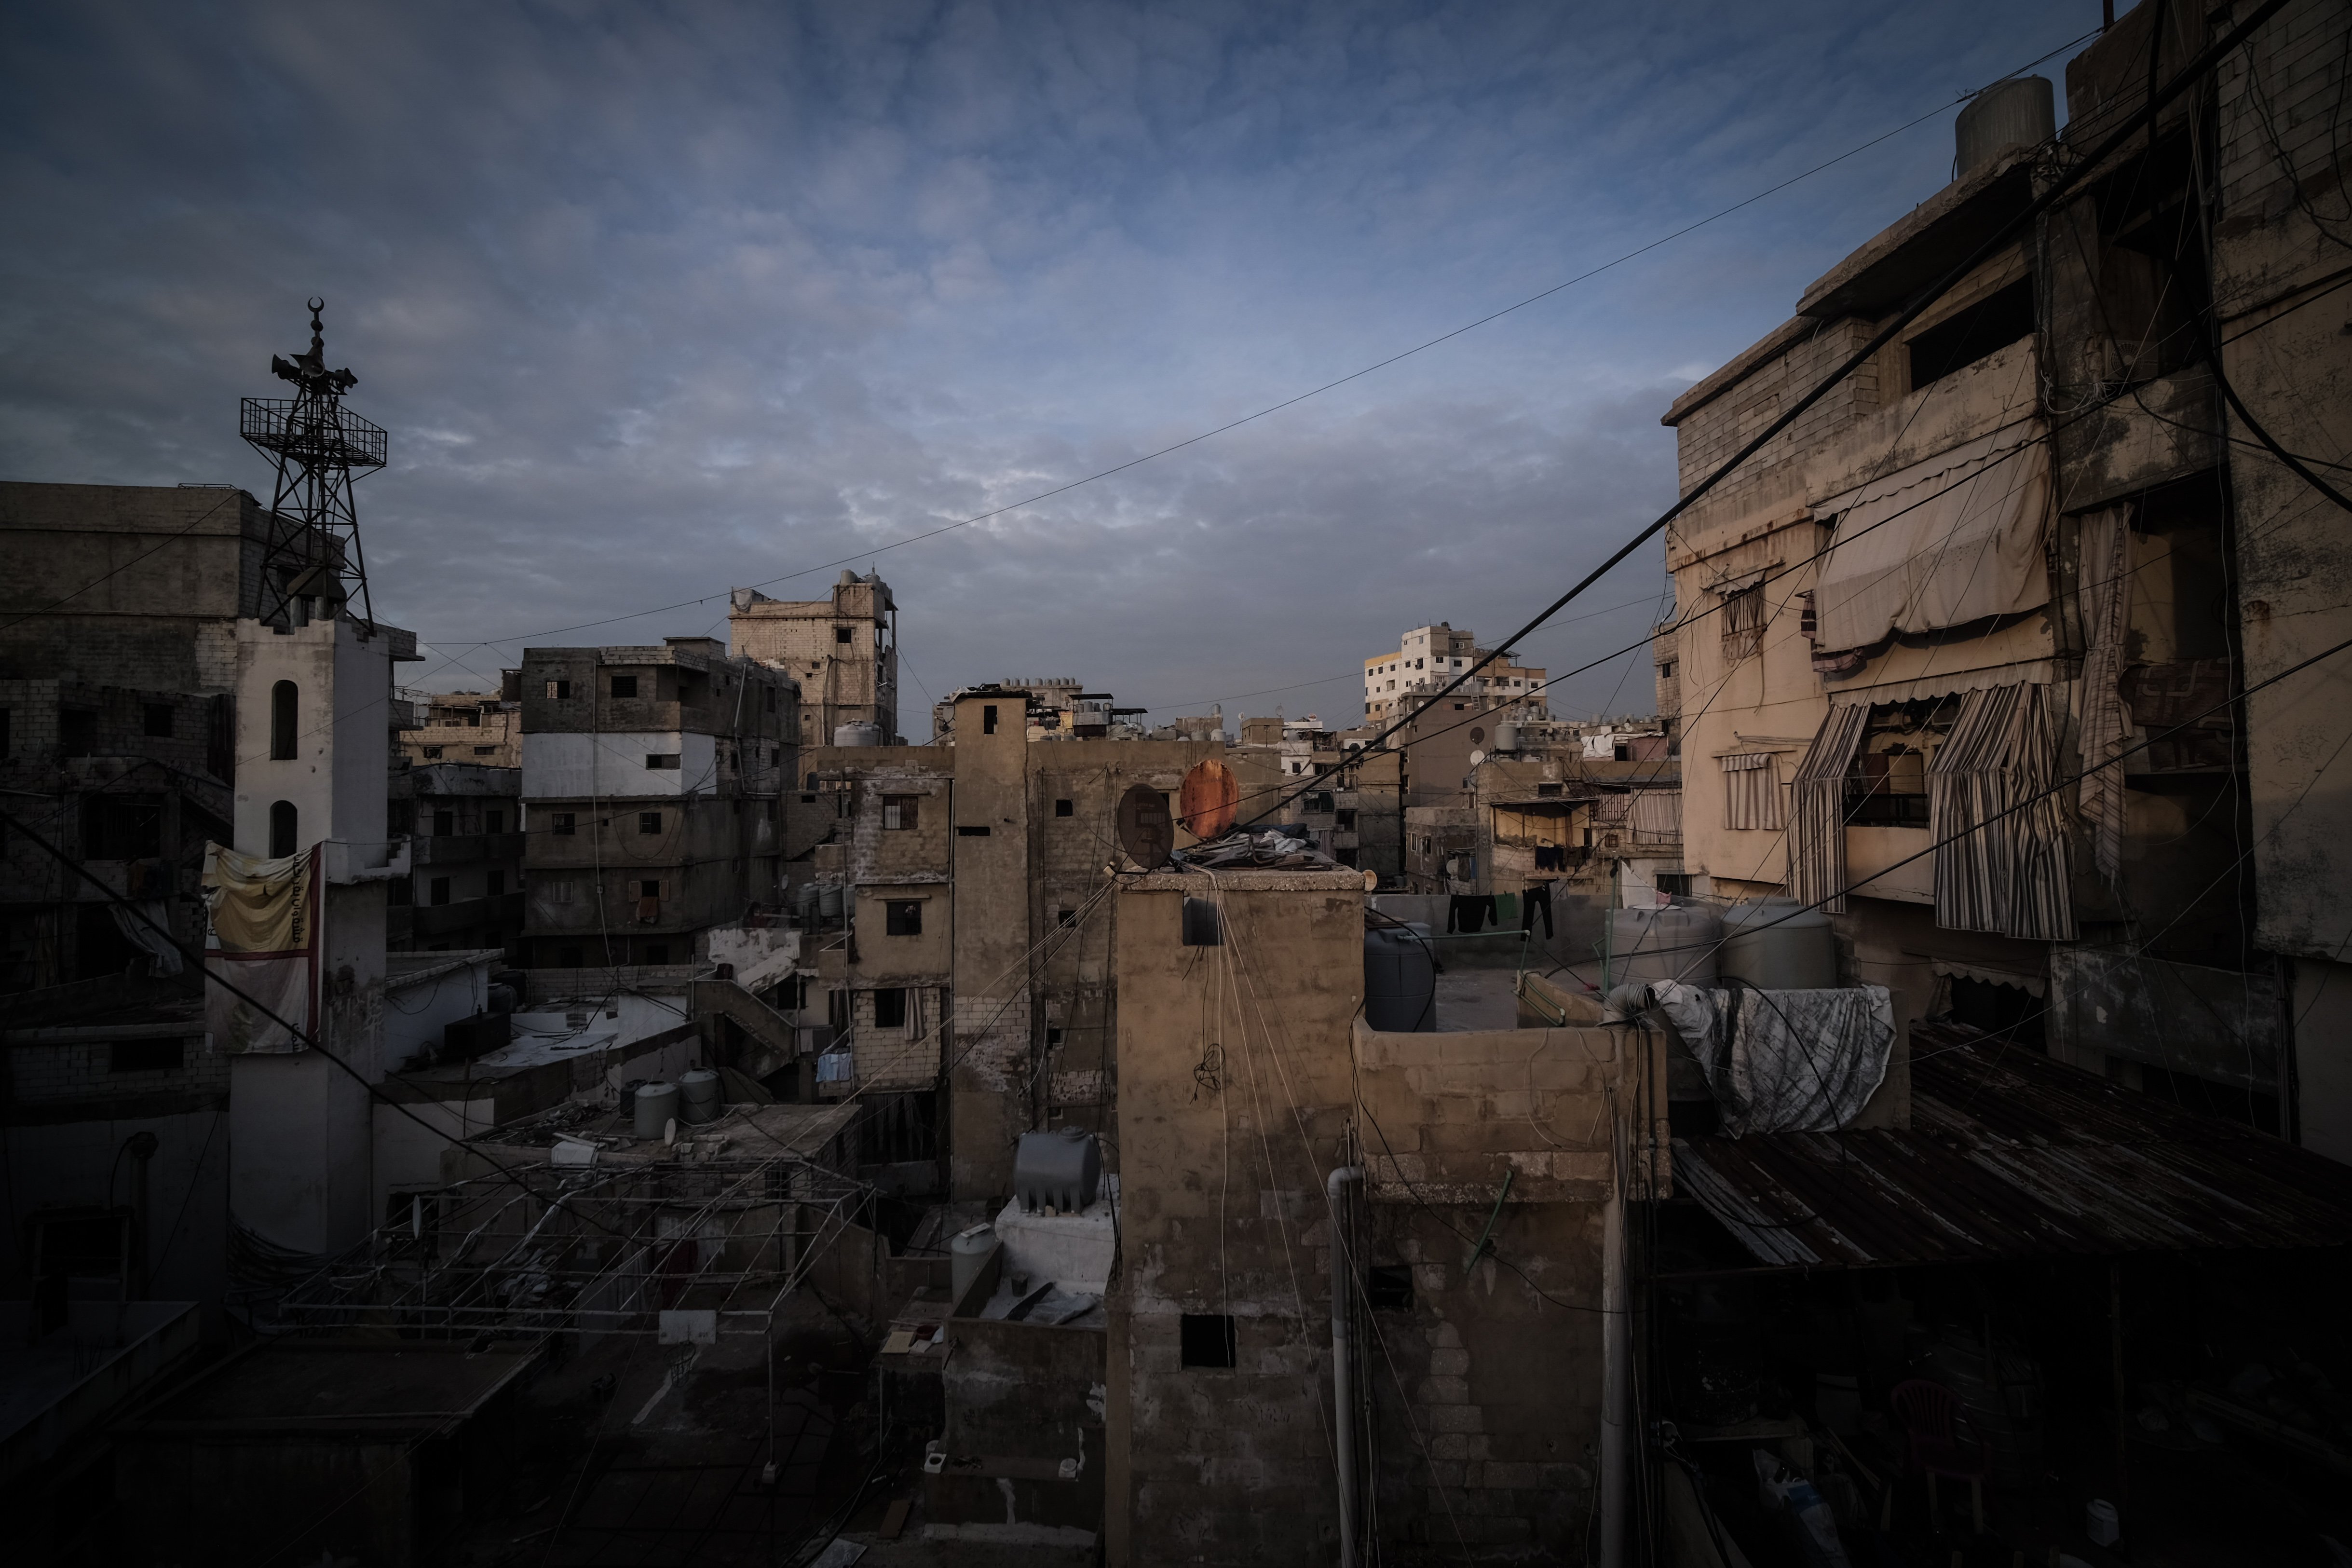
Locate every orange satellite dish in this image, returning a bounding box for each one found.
[1179,757,1241,841]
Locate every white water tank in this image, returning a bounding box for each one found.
[1495,721,1521,753]
[832,722,882,748]
[1719,900,1838,990]
[1606,904,1721,989]
[951,1223,1000,1306]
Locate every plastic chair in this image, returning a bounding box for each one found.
[1889,1379,1990,1533]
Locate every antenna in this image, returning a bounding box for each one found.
[241,297,387,627]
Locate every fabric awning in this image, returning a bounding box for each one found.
[1812,423,2051,654]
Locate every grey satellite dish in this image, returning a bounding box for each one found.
[1116,782,1175,869]
[1468,750,1486,767]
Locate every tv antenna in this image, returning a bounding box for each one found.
[241,297,387,627]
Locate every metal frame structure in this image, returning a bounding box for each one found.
[241,297,387,628]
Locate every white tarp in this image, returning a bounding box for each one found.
[1812,423,2051,654]
[1652,981,1895,1136]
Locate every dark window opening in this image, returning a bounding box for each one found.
[872,987,907,1029]
[1655,872,1695,897]
[1846,747,1931,827]
[557,944,584,968]
[60,708,98,758]
[982,704,999,735]
[1055,798,1074,817]
[801,794,817,804]
[1334,809,1357,829]
[1947,976,2046,1053]
[268,800,298,859]
[638,811,662,834]
[956,824,991,837]
[1908,275,2037,391]
[143,703,174,738]
[487,870,506,896]
[81,794,163,860]
[1536,782,1563,797]
[885,900,923,936]
[553,812,577,836]
[422,746,443,759]
[645,753,680,770]
[1057,907,1076,927]
[1335,845,1360,867]
[610,675,638,699]
[835,626,854,643]
[429,877,451,906]
[388,875,412,906]
[883,795,920,831]
[1047,1026,1064,1046]
[2118,1059,2277,1133]
[1720,586,1764,663]
[829,988,851,1030]
[639,878,659,897]
[111,1036,185,1073]
[1180,1313,1237,1369]
[433,809,455,836]
[1367,1264,1414,1311]
[546,678,572,699]
[269,680,298,759]
[1182,896,1223,947]
[644,943,670,965]
[486,810,503,834]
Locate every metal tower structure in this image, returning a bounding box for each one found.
[240,297,387,627]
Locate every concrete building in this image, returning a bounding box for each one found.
[1361,621,1549,727]
[1656,7,2352,1144]
[516,637,794,971]
[397,685,520,767]
[387,761,522,957]
[729,570,900,744]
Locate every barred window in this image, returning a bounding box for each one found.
[1720,585,1765,663]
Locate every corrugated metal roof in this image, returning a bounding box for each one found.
[1672,1024,2352,1269]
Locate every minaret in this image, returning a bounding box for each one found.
[240,297,388,627]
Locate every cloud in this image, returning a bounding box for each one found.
[0,0,2096,730]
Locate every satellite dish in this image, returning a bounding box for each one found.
[1116,783,1175,869]
[1468,750,1486,766]
[1178,757,1240,841]
[1361,868,1378,893]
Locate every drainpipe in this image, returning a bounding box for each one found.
[1327,1164,1365,1568]
[1599,1100,1628,1568]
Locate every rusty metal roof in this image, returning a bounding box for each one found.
[1672,1024,2352,1269]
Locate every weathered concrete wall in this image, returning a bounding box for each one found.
[930,1319,1107,1543]
[949,692,1037,1200]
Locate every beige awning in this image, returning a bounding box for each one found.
[1812,423,2051,654]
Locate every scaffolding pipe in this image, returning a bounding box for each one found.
[1600,1099,1628,1568]
[1327,1164,1364,1568]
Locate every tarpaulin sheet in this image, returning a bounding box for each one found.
[1652,981,1894,1136]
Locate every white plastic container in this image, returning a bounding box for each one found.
[2085,1499,2120,1546]
[950,1224,999,1306]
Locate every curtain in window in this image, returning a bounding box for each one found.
[1787,706,1872,913]
[1719,585,1766,663]
[2076,504,2134,885]
[1929,683,2073,941]
[1720,752,1784,831]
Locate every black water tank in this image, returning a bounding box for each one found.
[1364,924,1436,1032]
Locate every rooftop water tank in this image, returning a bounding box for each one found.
[951,1223,1000,1307]
[1014,1126,1102,1213]
[1494,721,1521,753]
[1956,76,2054,178]
[832,722,882,748]
[1606,904,1721,990]
[1719,900,1838,990]
[817,883,844,919]
[633,1080,681,1140]
[1364,924,1437,1032]
[678,1067,723,1125]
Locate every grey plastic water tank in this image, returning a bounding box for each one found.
[950,1223,999,1306]
[1956,76,2054,178]
[1606,904,1721,989]
[791,881,820,921]
[678,1067,722,1125]
[817,883,844,919]
[1494,721,1521,753]
[1719,900,1838,991]
[1014,1126,1103,1213]
[832,722,883,748]
[1364,924,1436,1032]
[633,1080,681,1140]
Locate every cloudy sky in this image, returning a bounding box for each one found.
[0,1,2100,734]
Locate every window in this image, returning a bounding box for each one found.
[1367,1265,1414,1311]
[81,795,163,859]
[110,1037,185,1073]
[429,876,452,906]
[1537,782,1563,797]
[1655,872,1695,897]
[473,745,496,756]
[388,875,412,906]
[553,812,577,836]
[645,753,680,770]
[1306,791,1334,813]
[1720,753,1785,831]
[1847,747,1930,827]
[1334,808,1356,829]
[835,626,854,643]
[644,943,670,965]
[143,703,174,738]
[882,795,920,831]
[546,679,572,699]
[885,900,923,936]
[488,870,506,896]
[1047,1026,1064,1046]
[872,987,907,1029]
[982,704,999,735]
[611,675,638,698]
[639,878,660,897]
[1720,586,1764,663]
[270,680,298,759]
[1055,798,1074,818]
[422,746,444,759]
[268,800,298,858]
[639,812,662,834]
[801,794,817,804]
[1659,660,1676,679]
[486,810,503,834]
[828,988,851,1029]
[1180,1313,1237,1369]
[1182,896,1223,947]
[434,809,454,836]
[557,945,584,968]
[1057,907,1076,927]
[956,824,990,837]
[1907,275,2036,392]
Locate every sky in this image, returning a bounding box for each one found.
[0,1,2104,735]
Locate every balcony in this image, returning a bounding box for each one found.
[411,891,524,939]
[411,831,526,867]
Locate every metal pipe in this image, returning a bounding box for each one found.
[1327,1164,1364,1568]
[1600,1102,1628,1568]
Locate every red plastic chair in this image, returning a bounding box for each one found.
[1890,1379,1991,1533]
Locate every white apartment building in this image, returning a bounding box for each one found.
[1360,622,1549,725]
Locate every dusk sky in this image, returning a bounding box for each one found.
[0,2,2102,733]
